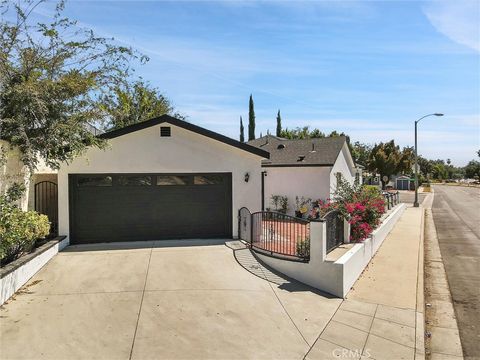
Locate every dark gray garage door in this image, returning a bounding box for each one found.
[69,173,232,244]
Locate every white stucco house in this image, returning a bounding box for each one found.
[1,140,57,212]
[247,135,360,215]
[56,115,269,245]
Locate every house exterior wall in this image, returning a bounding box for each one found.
[57,123,263,243]
[1,140,57,211]
[27,173,58,211]
[263,166,331,214]
[0,140,30,210]
[329,143,356,197]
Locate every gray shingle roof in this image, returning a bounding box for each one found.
[247,135,346,166]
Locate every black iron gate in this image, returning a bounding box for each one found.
[323,210,344,253]
[34,181,58,237]
[238,207,252,243]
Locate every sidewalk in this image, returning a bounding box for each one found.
[306,202,427,360]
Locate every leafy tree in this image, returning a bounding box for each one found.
[366,140,413,189]
[0,0,144,172]
[351,142,372,167]
[276,110,282,137]
[248,94,255,141]
[417,156,433,181]
[101,79,180,130]
[239,116,245,143]
[432,163,448,180]
[465,160,480,179]
[279,126,325,139]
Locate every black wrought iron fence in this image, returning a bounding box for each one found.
[238,209,310,261]
[251,211,310,261]
[322,210,344,253]
[238,207,251,243]
[383,191,400,210]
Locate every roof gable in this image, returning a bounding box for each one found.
[247,135,346,167]
[99,115,269,159]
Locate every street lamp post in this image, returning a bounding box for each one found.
[414,113,444,207]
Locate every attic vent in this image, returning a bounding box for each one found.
[297,155,306,162]
[310,143,316,152]
[160,126,171,137]
[277,144,286,149]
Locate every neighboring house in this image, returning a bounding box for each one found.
[392,175,415,190]
[362,172,381,187]
[247,135,360,214]
[57,115,269,245]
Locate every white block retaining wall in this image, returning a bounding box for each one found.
[1,237,68,305]
[255,203,406,297]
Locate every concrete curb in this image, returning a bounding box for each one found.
[423,191,464,359]
[415,201,426,360]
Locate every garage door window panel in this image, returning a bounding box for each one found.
[118,175,152,186]
[157,175,190,185]
[194,175,224,185]
[77,176,112,187]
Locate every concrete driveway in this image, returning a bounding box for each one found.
[0,240,342,360]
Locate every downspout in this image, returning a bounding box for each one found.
[261,171,267,211]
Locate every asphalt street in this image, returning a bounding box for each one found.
[432,185,480,359]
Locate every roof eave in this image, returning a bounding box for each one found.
[99,115,270,159]
[262,163,334,168]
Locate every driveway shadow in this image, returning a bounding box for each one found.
[227,241,336,298]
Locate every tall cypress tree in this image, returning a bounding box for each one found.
[276,109,282,137]
[239,116,245,143]
[248,94,255,141]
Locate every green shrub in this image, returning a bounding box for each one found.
[296,237,310,258]
[320,179,386,242]
[363,185,381,194]
[0,189,50,265]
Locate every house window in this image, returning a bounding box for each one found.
[77,176,112,187]
[118,176,152,186]
[156,175,189,185]
[160,126,171,137]
[194,175,223,185]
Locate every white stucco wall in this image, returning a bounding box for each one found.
[256,203,406,298]
[263,166,331,214]
[1,140,57,211]
[262,142,357,215]
[0,140,30,210]
[329,143,356,197]
[0,237,68,305]
[57,123,264,243]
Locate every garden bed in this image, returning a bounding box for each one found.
[1,236,67,305]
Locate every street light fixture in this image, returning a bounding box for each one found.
[414,113,444,207]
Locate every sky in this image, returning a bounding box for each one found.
[18,1,480,165]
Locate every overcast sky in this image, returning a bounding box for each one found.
[32,1,480,165]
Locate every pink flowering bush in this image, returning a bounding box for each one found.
[319,179,386,242]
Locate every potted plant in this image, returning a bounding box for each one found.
[279,196,288,214]
[270,195,281,212]
[294,196,311,218]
